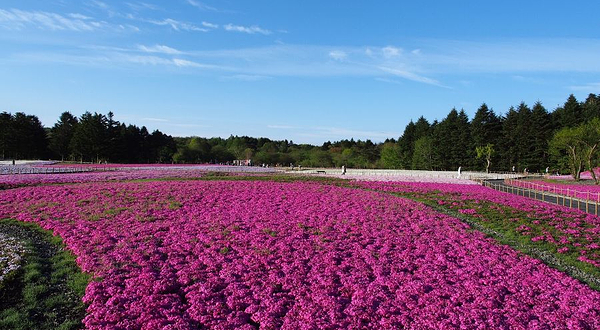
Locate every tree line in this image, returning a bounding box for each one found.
[1,93,599,176]
[0,111,176,163]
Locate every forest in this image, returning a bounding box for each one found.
[1,93,599,174]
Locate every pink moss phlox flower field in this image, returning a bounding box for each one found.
[0,169,202,188]
[1,180,600,329]
[548,168,600,181]
[353,181,600,268]
[0,165,276,188]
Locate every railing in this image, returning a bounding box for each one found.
[295,168,524,180]
[0,166,117,175]
[505,178,600,203]
[484,180,600,216]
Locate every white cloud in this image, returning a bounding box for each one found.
[411,49,421,55]
[142,117,168,122]
[0,8,141,32]
[137,44,182,55]
[87,0,108,9]
[125,2,160,11]
[329,50,347,61]
[568,82,600,93]
[173,58,202,67]
[186,0,218,11]
[375,77,403,85]
[267,125,296,129]
[220,74,271,81]
[68,13,92,20]
[201,21,218,29]
[379,66,445,87]
[150,18,208,32]
[382,46,402,58]
[0,9,100,31]
[224,24,271,35]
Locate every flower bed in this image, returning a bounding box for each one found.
[1,180,599,328]
[353,181,600,270]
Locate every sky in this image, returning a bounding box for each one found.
[1,1,599,144]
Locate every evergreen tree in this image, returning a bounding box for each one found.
[49,111,78,161]
[0,112,13,159]
[583,93,600,121]
[515,102,534,170]
[553,94,583,128]
[528,102,552,172]
[432,108,471,170]
[471,103,501,170]
[397,121,416,168]
[70,112,108,162]
[500,107,518,171]
[12,112,47,159]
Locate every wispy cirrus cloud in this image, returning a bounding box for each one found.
[224,24,271,35]
[142,117,168,122]
[568,82,600,93]
[137,44,182,55]
[220,74,271,81]
[0,8,140,32]
[328,50,347,61]
[267,125,297,129]
[186,0,218,12]
[201,21,218,29]
[125,2,161,11]
[0,8,99,31]
[86,0,109,10]
[9,39,600,89]
[68,13,92,20]
[149,18,208,31]
[382,46,402,58]
[378,66,446,88]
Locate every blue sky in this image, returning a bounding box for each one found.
[1,1,599,144]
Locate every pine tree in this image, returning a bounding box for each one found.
[471,103,501,170]
[500,107,519,171]
[528,102,552,172]
[583,93,600,121]
[49,112,78,161]
[0,112,13,159]
[432,109,471,170]
[553,94,583,128]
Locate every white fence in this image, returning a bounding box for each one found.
[292,168,523,180]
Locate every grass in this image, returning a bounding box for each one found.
[0,219,90,330]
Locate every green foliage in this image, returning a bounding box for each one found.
[5,93,600,172]
[49,112,78,161]
[553,94,584,128]
[550,126,585,180]
[379,142,402,169]
[475,143,495,173]
[432,109,472,170]
[0,112,48,160]
[412,136,434,170]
